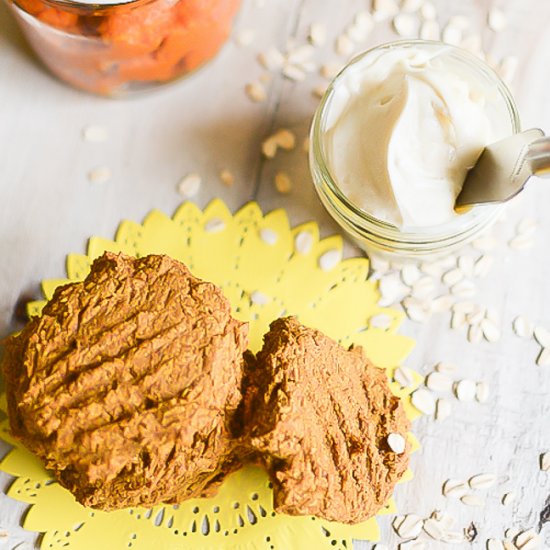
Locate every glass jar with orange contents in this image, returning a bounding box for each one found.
[8,0,240,95]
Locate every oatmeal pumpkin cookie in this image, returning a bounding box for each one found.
[243,316,410,524]
[2,252,248,510]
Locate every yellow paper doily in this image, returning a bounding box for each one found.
[0,200,423,550]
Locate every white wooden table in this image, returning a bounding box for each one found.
[1,0,550,548]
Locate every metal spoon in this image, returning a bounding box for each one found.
[455,128,550,209]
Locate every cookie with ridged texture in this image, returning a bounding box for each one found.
[2,252,248,510]
[244,316,410,524]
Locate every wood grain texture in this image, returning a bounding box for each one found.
[1,0,550,548]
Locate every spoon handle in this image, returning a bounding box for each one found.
[527,136,550,178]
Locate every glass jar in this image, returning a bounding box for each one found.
[309,40,521,260]
[7,0,241,96]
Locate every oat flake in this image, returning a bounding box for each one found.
[411,388,436,415]
[319,249,341,272]
[294,231,313,255]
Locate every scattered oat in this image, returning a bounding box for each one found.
[274,130,296,151]
[250,290,270,306]
[540,451,550,472]
[346,22,372,44]
[411,388,436,415]
[517,217,537,236]
[274,171,292,194]
[468,324,483,344]
[270,128,296,151]
[354,10,375,34]
[387,433,406,454]
[453,301,477,314]
[411,276,436,299]
[398,540,426,550]
[475,381,490,403]
[435,398,451,421]
[204,217,225,233]
[426,372,453,393]
[245,81,267,102]
[260,227,278,246]
[474,254,494,277]
[455,379,476,402]
[393,13,417,37]
[373,0,399,20]
[469,473,497,490]
[369,313,393,330]
[420,0,436,20]
[451,311,467,330]
[177,172,201,198]
[394,366,415,388]
[461,494,485,507]
[451,280,476,298]
[498,55,519,84]
[502,492,516,506]
[467,308,485,325]
[441,531,466,544]
[420,19,440,40]
[505,528,520,540]
[514,529,541,549]
[88,166,111,184]
[443,268,464,286]
[473,236,497,251]
[435,362,457,374]
[488,8,508,32]
[335,34,354,56]
[458,255,475,277]
[235,29,255,46]
[431,294,455,313]
[420,261,442,277]
[423,518,445,540]
[481,318,501,342]
[82,124,108,143]
[393,514,423,539]
[258,47,285,70]
[219,169,234,187]
[319,249,342,271]
[461,33,483,55]
[509,234,535,250]
[443,479,468,498]
[403,296,431,322]
[262,137,278,158]
[487,540,505,550]
[286,44,315,65]
[533,326,550,348]
[295,231,313,255]
[536,348,550,367]
[320,63,341,79]
[401,0,423,12]
[308,22,327,46]
[442,23,462,45]
[401,264,421,286]
[282,64,306,81]
[0,530,9,539]
[379,274,409,306]
[448,15,470,29]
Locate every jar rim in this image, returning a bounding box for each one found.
[310,39,521,242]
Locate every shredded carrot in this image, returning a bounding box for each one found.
[13,0,241,95]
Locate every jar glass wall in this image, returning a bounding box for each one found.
[310,40,521,260]
[8,0,241,96]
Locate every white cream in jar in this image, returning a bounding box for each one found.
[323,44,511,228]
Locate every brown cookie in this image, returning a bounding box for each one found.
[2,252,248,510]
[243,316,410,524]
